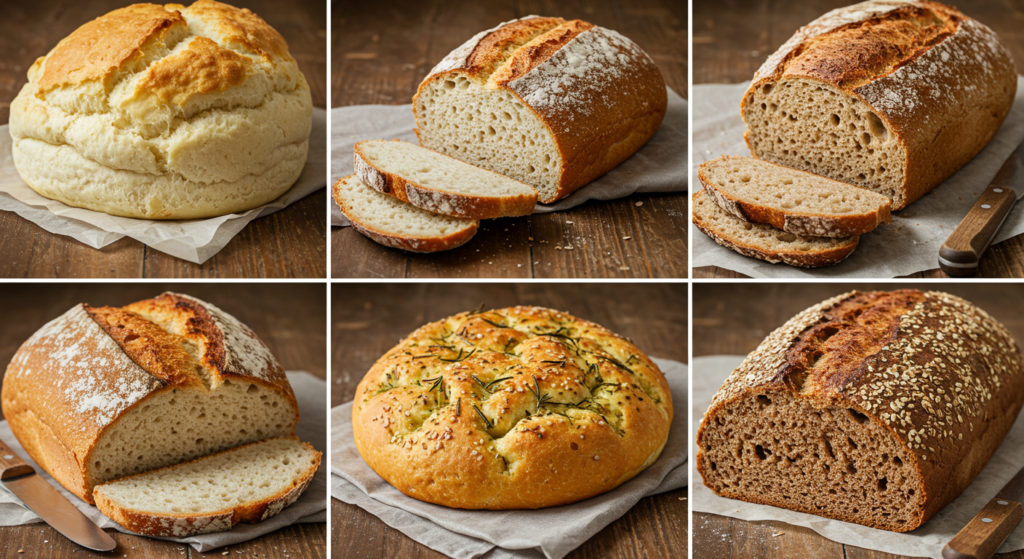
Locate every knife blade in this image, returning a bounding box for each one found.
[942,464,1024,559]
[939,141,1024,276]
[0,437,116,552]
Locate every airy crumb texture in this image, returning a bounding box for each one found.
[95,437,321,536]
[699,155,892,237]
[354,140,537,219]
[692,190,858,268]
[697,290,1024,532]
[352,306,673,509]
[8,0,313,219]
[333,175,479,253]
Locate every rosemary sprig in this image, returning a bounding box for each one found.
[422,376,443,392]
[439,347,477,362]
[527,376,552,412]
[480,317,510,329]
[469,302,486,314]
[472,403,493,429]
[542,333,578,347]
[541,359,567,368]
[484,376,513,391]
[590,382,619,392]
[470,374,487,389]
[412,354,433,360]
[598,355,636,375]
[456,398,461,417]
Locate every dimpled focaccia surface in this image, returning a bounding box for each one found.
[352,306,673,509]
[8,0,313,219]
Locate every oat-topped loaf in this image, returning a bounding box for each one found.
[352,306,673,509]
[696,290,1024,532]
[8,0,313,219]
[1,292,299,505]
[741,1,1016,210]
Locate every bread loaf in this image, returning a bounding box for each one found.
[696,290,1024,532]
[413,16,666,203]
[741,1,1017,210]
[1,292,299,504]
[8,0,313,219]
[352,306,673,509]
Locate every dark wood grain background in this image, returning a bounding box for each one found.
[691,0,1024,278]
[0,284,327,558]
[0,0,327,278]
[692,283,1024,559]
[331,283,687,559]
[331,0,688,279]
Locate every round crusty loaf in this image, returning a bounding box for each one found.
[352,306,673,509]
[8,0,313,219]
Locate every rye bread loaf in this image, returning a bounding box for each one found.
[696,290,1024,532]
[352,306,673,509]
[413,16,667,203]
[699,155,892,237]
[692,190,859,268]
[1,292,299,504]
[741,1,1017,210]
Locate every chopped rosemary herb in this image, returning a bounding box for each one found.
[480,317,510,329]
[590,382,618,392]
[527,376,552,412]
[470,374,487,388]
[412,354,433,360]
[422,376,443,392]
[469,302,486,314]
[456,398,461,417]
[598,355,636,375]
[502,338,516,354]
[541,359,567,368]
[472,403,493,429]
[484,376,513,391]
[439,347,477,362]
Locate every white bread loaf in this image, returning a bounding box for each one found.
[8,0,313,219]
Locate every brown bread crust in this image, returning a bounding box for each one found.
[696,290,1024,531]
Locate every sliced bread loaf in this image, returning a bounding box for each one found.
[94,437,321,537]
[692,190,858,268]
[354,140,538,219]
[333,175,479,253]
[699,156,891,237]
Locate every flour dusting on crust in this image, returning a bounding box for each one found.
[197,298,283,383]
[426,16,543,78]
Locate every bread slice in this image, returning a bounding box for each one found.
[699,156,891,237]
[354,140,538,219]
[692,190,858,268]
[94,437,321,537]
[333,175,479,253]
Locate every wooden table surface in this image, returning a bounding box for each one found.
[331,0,688,279]
[0,284,327,559]
[0,0,327,278]
[691,0,1024,279]
[692,283,1024,559]
[331,283,687,559]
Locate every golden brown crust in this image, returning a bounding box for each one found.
[173,0,290,61]
[351,306,673,509]
[137,36,252,105]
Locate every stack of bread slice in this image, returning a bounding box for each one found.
[334,140,539,252]
[693,155,892,267]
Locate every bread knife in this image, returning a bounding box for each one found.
[938,142,1024,276]
[942,463,1024,559]
[0,437,116,551]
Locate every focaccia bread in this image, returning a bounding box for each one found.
[696,290,1024,532]
[352,306,673,509]
[1,292,299,504]
[413,16,667,204]
[741,1,1017,210]
[8,0,313,219]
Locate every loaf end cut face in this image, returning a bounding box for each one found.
[413,16,667,203]
[696,290,1024,531]
[741,1,1017,210]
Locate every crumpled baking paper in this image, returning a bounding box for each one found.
[691,77,1024,277]
[0,372,327,553]
[0,109,328,264]
[330,87,688,226]
[692,355,1024,559]
[331,358,688,559]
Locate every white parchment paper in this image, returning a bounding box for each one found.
[330,87,688,226]
[0,109,328,264]
[692,355,1024,558]
[0,372,327,553]
[691,77,1024,278]
[331,358,688,559]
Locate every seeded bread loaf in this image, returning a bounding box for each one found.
[1,293,299,505]
[696,290,1024,532]
[741,1,1017,210]
[699,155,892,237]
[352,306,673,509]
[413,16,667,204]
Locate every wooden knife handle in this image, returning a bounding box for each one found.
[939,185,1017,277]
[943,497,1024,559]
[0,438,34,480]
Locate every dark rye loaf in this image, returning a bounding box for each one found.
[696,290,1024,532]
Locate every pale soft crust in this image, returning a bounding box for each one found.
[352,306,673,509]
[741,1,1017,210]
[413,17,667,203]
[696,290,1024,531]
[0,292,299,504]
[8,0,313,219]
